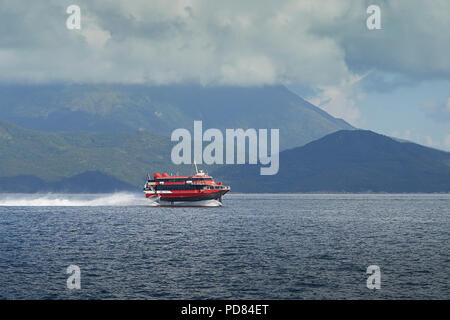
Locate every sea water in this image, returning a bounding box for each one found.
[0,193,449,299]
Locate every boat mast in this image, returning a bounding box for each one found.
[194,160,199,174]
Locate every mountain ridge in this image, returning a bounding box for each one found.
[0,119,183,187]
[213,130,450,193]
[0,84,354,150]
[1,122,449,193]
[0,171,135,193]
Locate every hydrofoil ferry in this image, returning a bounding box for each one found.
[143,164,230,205]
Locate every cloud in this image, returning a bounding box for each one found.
[425,136,440,149]
[391,129,450,152]
[0,0,449,87]
[421,98,450,122]
[312,1,450,82]
[358,71,416,93]
[444,135,450,151]
[307,74,365,125]
[79,13,111,49]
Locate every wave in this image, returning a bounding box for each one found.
[159,199,222,207]
[0,193,150,207]
[0,193,223,207]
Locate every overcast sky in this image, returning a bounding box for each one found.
[0,0,449,149]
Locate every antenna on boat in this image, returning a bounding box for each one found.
[194,160,199,174]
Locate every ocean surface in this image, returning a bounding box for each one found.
[0,193,449,299]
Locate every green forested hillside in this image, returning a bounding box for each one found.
[0,120,185,188]
[0,84,354,150]
[1,122,449,193]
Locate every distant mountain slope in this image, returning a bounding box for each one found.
[2,121,449,193]
[213,130,450,193]
[0,120,187,188]
[0,171,135,193]
[0,84,354,150]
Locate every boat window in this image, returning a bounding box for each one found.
[156,184,207,191]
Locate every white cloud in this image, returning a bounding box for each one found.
[391,130,450,152]
[391,130,413,142]
[425,136,440,149]
[219,56,277,85]
[0,0,449,87]
[424,135,450,152]
[79,15,111,49]
[306,74,365,125]
[421,97,450,122]
[444,135,450,151]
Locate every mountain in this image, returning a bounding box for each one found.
[0,84,354,150]
[213,130,450,193]
[2,120,449,193]
[0,119,190,189]
[0,171,135,193]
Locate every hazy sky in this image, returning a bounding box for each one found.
[0,0,449,149]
